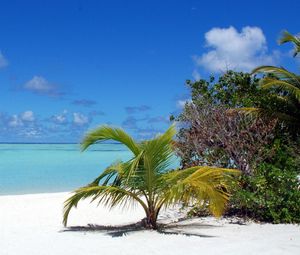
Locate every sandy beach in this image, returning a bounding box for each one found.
[0,192,299,255]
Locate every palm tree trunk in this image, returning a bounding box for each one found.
[142,207,158,229]
[146,212,158,229]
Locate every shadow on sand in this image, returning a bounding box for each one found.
[61,218,219,238]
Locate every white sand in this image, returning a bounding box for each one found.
[0,192,299,255]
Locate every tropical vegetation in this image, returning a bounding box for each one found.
[229,141,300,223]
[174,30,300,223]
[64,30,300,227]
[63,125,238,229]
[279,30,300,57]
[250,30,300,127]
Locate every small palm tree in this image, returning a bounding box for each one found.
[63,125,238,229]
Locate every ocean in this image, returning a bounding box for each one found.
[0,143,133,195]
[0,143,180,195]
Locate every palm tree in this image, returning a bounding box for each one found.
[248,31,300,125]
[252,66,300,102]
[63,125,238,229]
[252,30,300,102]
[279,30,300,57]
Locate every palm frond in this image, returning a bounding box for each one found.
[279,30,300,57]
[160,167,239,217]
[141,125,176,173]
[252,66,300,85]
[81,125,140,155]
[88,161,124,186]
[234,107,298,123]
[138,125,176,195]
[252,66,300,103]
[127,150,144,173]
[63,185,148,226]
[260,78,300,101]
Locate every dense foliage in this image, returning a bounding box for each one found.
[183,68,300,134]
[176,71,284,170]
[251,66,300,127]
[229,142,300,223]
[186,71,264,108]
[175,69,300,223]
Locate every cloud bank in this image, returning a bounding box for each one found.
[0,109,103,142]
[195,26,278,73]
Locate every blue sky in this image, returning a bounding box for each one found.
[0,0,299,142]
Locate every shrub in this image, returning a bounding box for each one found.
[228,142,300,223]
[175,102,277,174]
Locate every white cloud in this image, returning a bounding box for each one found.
[195,26,277,73]
[8,115,23,127]
[8,111,35,127]
[0,51,8,68]
[54,114,67,124]
[52,110,68,124]
[21,111,35,122]
[73,112,89,125]
[24,76,55,94]
[22,128,41,138]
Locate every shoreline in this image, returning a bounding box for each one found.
[0,190,72,198]
[1,192,299,255]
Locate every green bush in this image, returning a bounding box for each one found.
[228,143,300,223]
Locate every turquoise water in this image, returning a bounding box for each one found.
[0,144,133,195]
[0,143,180,195]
